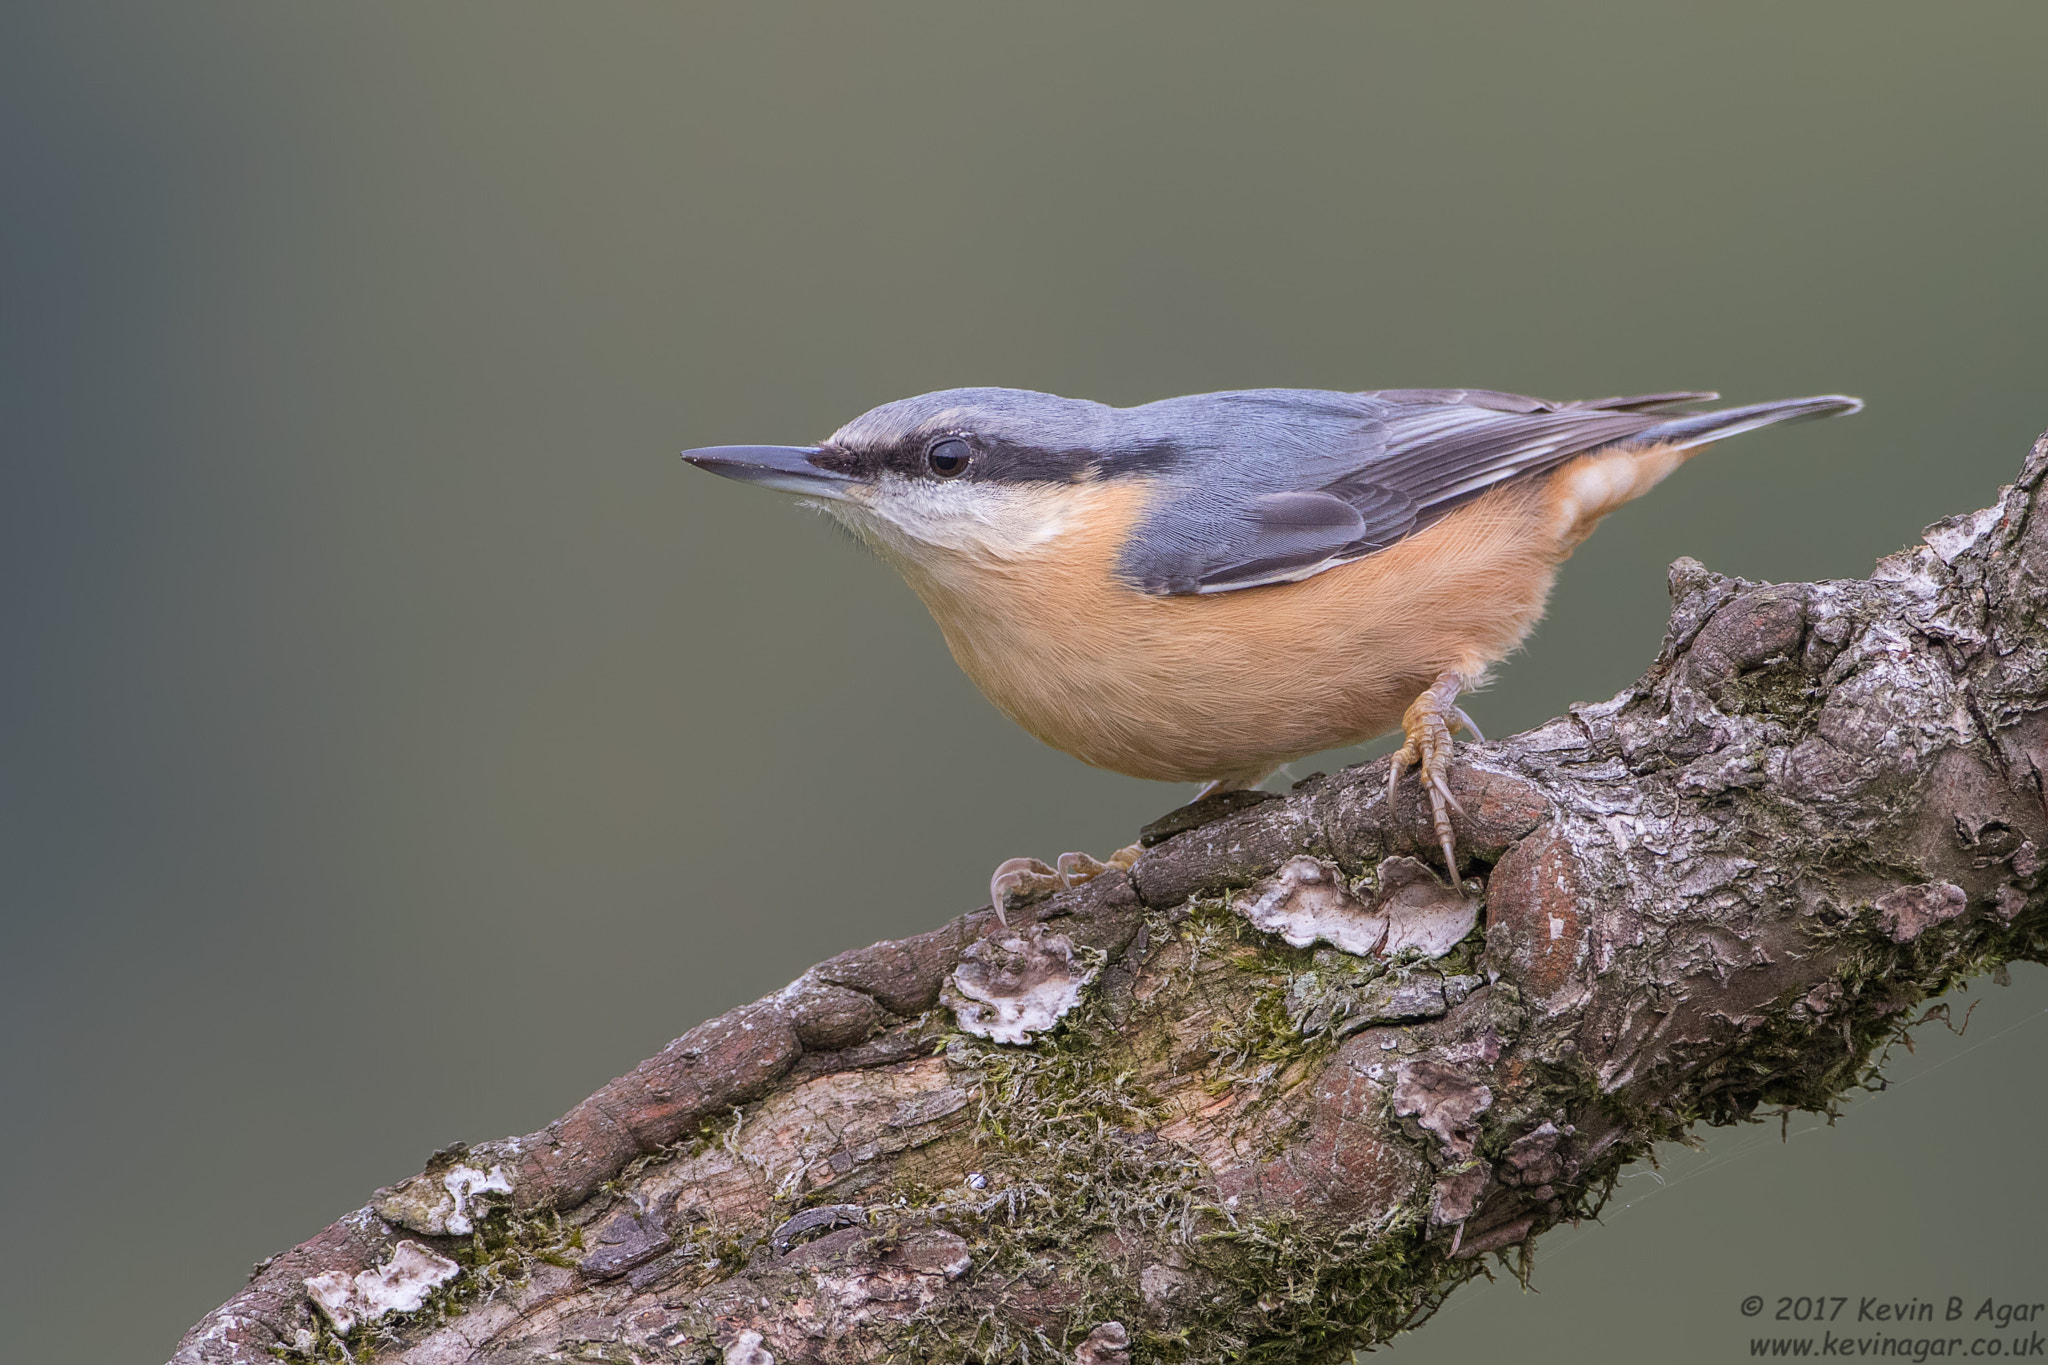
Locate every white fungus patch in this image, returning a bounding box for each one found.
[374,1161,514,1236]
[1376,856,1479,957]
[1234,856,1388,955]
[724,1329,776,1364]
[943,924,1103,1045]
[304,1240,461,1336]
[1233,854,1478,959]
[440,1163,514,1236]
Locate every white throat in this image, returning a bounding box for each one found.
[822,475,1086,565]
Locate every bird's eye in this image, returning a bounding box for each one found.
[927,438,970,478]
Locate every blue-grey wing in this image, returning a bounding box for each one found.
[1189,485,1419,591]
[1121,389,1710,596]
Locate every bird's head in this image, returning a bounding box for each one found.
[684,387,1167,570]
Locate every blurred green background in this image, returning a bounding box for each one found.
[4,5,2044,1361]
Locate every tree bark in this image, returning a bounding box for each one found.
[176,436,2048,1365]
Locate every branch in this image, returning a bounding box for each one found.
[175,436,2048,1365]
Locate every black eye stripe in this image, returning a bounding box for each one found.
[927,438,970,478]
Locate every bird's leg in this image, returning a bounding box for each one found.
[1386,671,1480,887]
[988,844,1144,926]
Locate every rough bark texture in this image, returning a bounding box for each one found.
[176,438,2048,1365]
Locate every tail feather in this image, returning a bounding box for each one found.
[1570,390,1721,413]
[1626,394,1864,451]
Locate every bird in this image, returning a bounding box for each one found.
[683,384,1860,914]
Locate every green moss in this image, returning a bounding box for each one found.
[1178,1206,1479,1365]
[1174,899,1387,1103]
[889,1019,1199,1362]
[883,898,1493,1365]
[1204,974,1322,1096]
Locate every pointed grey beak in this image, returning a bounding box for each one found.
[681,445,855,500]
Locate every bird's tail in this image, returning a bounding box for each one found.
[1545,393,1864,548]
[1625,394,1864,452]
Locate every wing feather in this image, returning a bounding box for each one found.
[1195,488,1415,590]
[1126,389,1693,596]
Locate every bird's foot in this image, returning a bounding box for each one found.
[1387,671,1483,889]
[989,844,1143,925]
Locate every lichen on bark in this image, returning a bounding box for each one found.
[176,436,2048,1365]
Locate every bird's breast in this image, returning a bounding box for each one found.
[869,476,1568,785]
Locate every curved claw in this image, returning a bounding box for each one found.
[1056,844,1143,887]
[1387,671,1474,894]
[990,844,1146,927]
[1055,850,1107,885]
[989,856,1059,927]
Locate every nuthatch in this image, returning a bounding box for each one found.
[684,385,1860,907]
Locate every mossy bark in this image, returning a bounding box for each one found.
[176,436,2048,1365]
